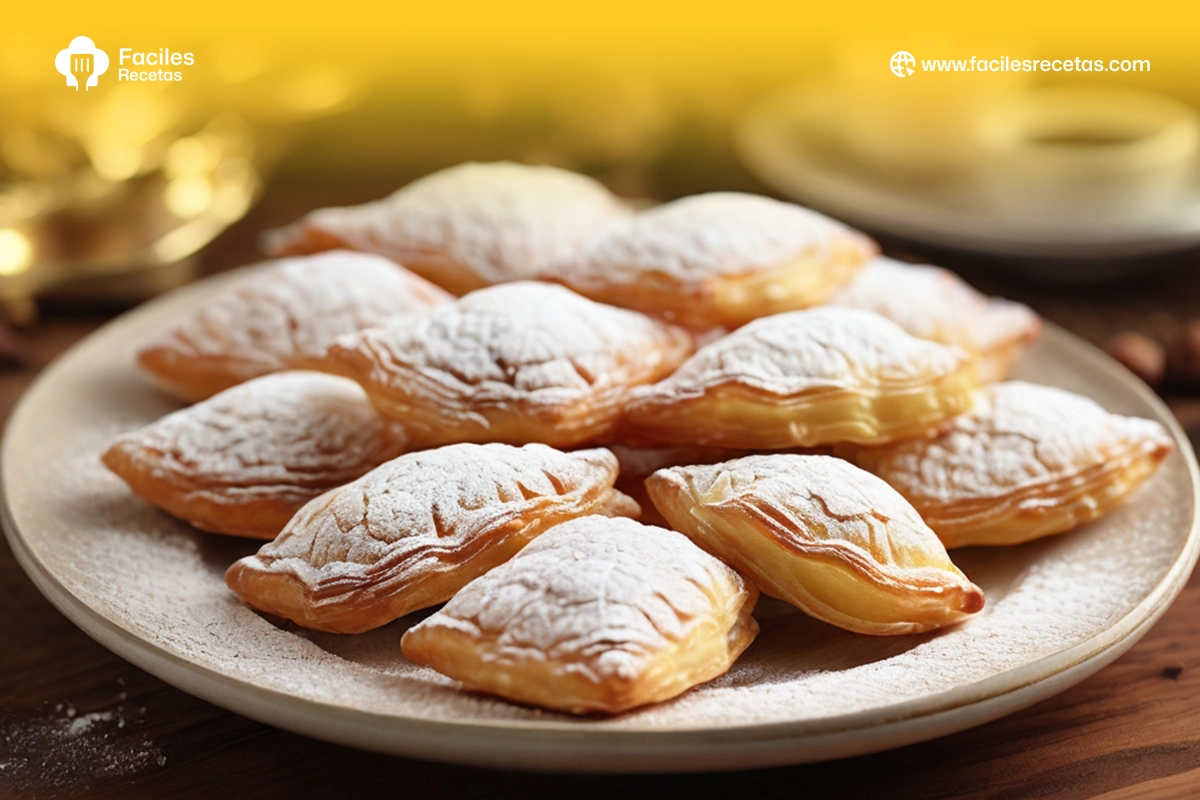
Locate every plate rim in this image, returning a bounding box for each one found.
[3,272,1198,772]
[735,83,1200,259]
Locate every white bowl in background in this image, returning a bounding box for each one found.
[974,87,1198,226]
[736,81,1200,264]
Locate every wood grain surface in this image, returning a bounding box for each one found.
[2,184,1200,799]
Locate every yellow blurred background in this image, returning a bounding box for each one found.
[2,0,1199,312]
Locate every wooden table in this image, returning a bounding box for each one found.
[3,188,1200,799]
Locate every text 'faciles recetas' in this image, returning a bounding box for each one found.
[117,48,194,82]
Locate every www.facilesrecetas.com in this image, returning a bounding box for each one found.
[923,56,1150,73]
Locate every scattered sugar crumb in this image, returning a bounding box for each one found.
[67,711,113,737]
[0,700,164,795]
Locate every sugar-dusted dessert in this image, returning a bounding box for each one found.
[645,454,985,635]
[138,251,451,402]
[264,161,630,295]
[102,372,409,539]
[847,381,1174,548]
[608,445,759,527]
[308,282,694,448]
[548,192,876,329]
[401,516,759,715]
[225,444,639,633]
[620,307,977,449]
[832,257,1041,382]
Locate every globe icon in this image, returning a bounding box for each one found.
[890,51,916,78]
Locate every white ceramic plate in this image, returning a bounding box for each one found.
[3,266,1198,773]
[736,83,1200,264]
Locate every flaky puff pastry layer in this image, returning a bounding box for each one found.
[309,282,694,449]
[102,372,409,540]
[138,252,451,402]
[846,381,1173,548]
[620,307,977,449]
[645,454,984,635]
[401,516,758,715]
[263,162,630,296]
[547,193,876,329]
[225,444,639,634]
[609,445,759,527]
[832,258,1041,382]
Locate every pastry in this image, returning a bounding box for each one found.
[102,372,409,539]
[846,381,1174,548]
[225,444,639,633]
[138,251,451,402]
[400,516,759,715]
[831,257,1041,382]
[645,454,985,635]
[548,192,876,329]
[620,307,977,449]
[609,445,757,527]
[608,444,830,527]
[309,281,694,448]
[263,161,630,296]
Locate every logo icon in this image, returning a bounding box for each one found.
[890,50,916,78]
[55,36,110,91]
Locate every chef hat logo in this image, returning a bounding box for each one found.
[55,36,110,90]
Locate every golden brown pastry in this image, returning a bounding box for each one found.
[310,281,694,448]
[400,516,759,715]
[263,161,630,296]
[846,381,1174,548]
[102,372,409,539]
[548,192,876,329]
[609,445,757,527]
[831,257,1041,382]
[225,444,639,633]
[138,251,451,402]
[609,444,831,527]
[645,454,984,635]
[620,307,977,449]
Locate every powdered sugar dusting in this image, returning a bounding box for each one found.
[245,444,626,581]
[654,454,959,572]
[140,251,451,390]
[0,697,162,794]
[407,517,751,682]
[3,273,1194,753]
[855,381,1174,503]
[330,281,691,407]
[636,307,969,400]
[104,371,408,504]
[831,258,1040,355]
[275,162,629,285]
[65,711,113,737]
[558,192,872,286]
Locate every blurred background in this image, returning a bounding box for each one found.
[2,0,1200,433]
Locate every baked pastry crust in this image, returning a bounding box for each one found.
[549,193,876,329]
[102,372,409,540]
[263,161,630,296]
[609,445,758,527]
[310,281,694,448]
[400,516,759,715]
[138,251,451,402]
[620,307,977,448]
[832,257,1041,382]
[225,444,639,634]
[645,454,984,635]
[847,381,1174,548]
